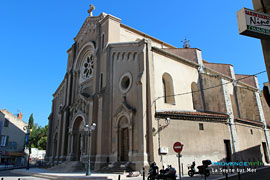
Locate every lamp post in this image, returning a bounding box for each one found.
[23,125,32,170]
[84,122,96,176]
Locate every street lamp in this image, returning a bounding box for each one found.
[23,125,32,170]
[84,122,96,176]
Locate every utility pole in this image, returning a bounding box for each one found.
[252,0,270,82]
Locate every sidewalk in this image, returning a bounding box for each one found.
[9,168,231,180]
[12,168,139,180]
[11,166,270,180]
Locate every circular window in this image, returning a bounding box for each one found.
[81,53,94,80]
[119,72,132,94]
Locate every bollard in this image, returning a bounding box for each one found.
[118,174,121,180]
[225,172,228,180]
[238,171,241,180]
[143,167,145,180]
[225,166,228,180]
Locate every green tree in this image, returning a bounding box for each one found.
[37,136,47,150]
[27,114,48,150]
[28,113,34,129]
[30,124,48,150]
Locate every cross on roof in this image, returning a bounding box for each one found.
[181,37,190,48]
[88,4,95,16]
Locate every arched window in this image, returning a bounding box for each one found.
[191,82,203,110]
[162,73,175,104]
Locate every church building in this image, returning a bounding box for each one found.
[46,5,270,173]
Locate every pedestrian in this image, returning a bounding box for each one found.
[5,160,8,168]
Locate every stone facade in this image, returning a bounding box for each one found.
[46,12,270,173]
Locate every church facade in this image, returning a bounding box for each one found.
[46,9,270,173]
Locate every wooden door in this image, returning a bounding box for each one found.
[121,128,129,161]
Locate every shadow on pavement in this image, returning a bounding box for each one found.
[0,169,28,177]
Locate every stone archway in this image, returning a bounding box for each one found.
[72,116,85,161]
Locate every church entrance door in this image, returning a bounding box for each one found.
[120,128,129,161]
[72,116,84,161]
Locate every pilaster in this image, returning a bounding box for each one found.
[254,77,270,161]
[221,78,238,157]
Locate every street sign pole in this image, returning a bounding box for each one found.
[178,153,181,180]
[173,142,183,180]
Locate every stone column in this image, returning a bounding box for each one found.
[56,116,63,161]
[128,125,133,162]
[69,133,74,161]
[60,111,67,161]
[67,132,72,159]
[94,96,104,170]
[72,72,76,103]
[46,114,53,160]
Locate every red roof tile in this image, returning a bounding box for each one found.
[155,111,229,121]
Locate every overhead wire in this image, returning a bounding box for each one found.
[154,70,266,103]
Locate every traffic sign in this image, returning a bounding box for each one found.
[173,142,183,153]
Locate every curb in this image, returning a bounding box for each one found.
[11,169,111,180]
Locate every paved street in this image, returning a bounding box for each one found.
[219,166,270,180]
[0,169,48,180]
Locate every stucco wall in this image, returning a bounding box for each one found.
[154,118,230,174]
[236,87,260,121]
[201,74,226,113]
[0,110,27,153]
[152,52,199,111]
[235,124,266,162]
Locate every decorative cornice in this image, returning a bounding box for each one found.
[234,118,264,127]
[155,111,228,122]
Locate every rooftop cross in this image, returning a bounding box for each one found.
[181,37,190,48]
[88,4,95,16]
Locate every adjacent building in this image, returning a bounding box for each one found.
[46,8,270,173]
[0,110,27,166]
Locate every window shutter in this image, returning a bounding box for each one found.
[5,136,9,146]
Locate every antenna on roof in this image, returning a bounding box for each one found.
[181,37,190,48]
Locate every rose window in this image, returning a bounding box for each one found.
[82,54,94,80]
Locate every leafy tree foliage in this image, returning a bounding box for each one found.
[28,114,34,129]
[30,124,48,150]
[27,114,48,150]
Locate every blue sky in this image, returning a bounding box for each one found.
[0,1,267,127]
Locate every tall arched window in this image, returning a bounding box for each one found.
[191,82,203,110]
[162,73,175,104]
